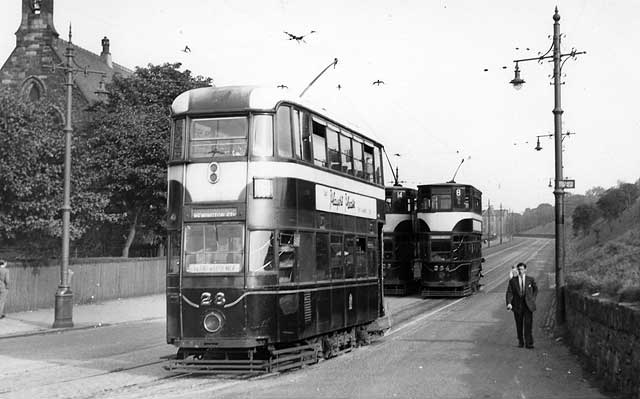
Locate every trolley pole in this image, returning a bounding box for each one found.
[508,8,585,327]
[51,26,106,328]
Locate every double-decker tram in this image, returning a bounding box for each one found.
[165,86,387,373]
[382,185,416,295]
[415,183,483,297]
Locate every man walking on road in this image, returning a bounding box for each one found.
[506,262,538,348]
[0,260,9,319]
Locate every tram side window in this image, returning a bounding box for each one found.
[298,231,315,282]
[312,121,327,167]
[344,235,356,278]
[291,109,302,159]
[367,237,378,277]
[327,127,341,172]
[249,230,275,273]
[353,140,364,178]
[383,237,393,260]
[278,231,297,283]
[473,195,482,213]
[316,233,330,280]
[167,230,181,274]
[330,234,344,279]
[363,145,375,182]
[171,119,185,160]
[374,146,383,184]
[340,134,354,175]
[252,114,274,157]
[276,106,293,158]
[301,111,313,163]
[355,237,367,277]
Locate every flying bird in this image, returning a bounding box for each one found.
[372,80,385,86]
[337,84,342,90]
[277,84,288,89]
[284,30,316,43]
[181,45,191,53]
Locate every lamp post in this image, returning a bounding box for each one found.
[50,26,107,328]
[509,8,585,326]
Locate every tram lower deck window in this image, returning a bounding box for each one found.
[184,223,244,273]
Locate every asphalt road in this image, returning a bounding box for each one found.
[0,238,613,399]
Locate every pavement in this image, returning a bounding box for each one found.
[0,293,426,340]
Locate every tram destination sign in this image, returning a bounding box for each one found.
[558,179,575,189]
[315,184,377,219]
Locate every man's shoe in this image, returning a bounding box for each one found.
[526,344,534,349]
[0,315,5,319]
[518,342,524,348]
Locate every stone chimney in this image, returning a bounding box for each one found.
[100,36,112,68]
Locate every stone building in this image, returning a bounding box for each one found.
[0,0,131,121]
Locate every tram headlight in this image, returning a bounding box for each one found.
[203,311,224,333]
[208,162,220,184]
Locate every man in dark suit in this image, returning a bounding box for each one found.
[506,262,538,348]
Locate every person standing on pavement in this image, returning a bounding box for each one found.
[508,264,518,280]
[505,262,538,348]
[0,260,9,319]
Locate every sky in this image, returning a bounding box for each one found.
[1,0,639,213]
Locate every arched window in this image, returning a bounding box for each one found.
[20,76,46,102]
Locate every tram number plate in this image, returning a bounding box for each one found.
[187,263,241,273]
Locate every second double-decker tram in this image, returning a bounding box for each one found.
[165,86,387,372]
[415,183,483,297]
[382,185,416,295]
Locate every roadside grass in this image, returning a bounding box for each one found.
[566,200,640,302]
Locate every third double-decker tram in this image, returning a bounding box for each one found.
[415,183,483,297]
[382,185,416,295]
[165,86,387,372]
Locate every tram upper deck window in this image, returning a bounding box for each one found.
[363,145,374,182]
[301,111,313,162]
[353,140,364,178]
[327,126,341,172]
[374,146,383,184]
[453,187,470,210]
[189,117,248,158]
[252,114,274,157]
[184,223,244,273]
[340,134,354,175]
[431,188,452,211]
[171,119,185,160]
[276,106,293,158]
[312,120,327,167]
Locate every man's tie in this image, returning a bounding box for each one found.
[520,277,524,296]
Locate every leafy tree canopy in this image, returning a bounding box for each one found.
[84,63,212,256]
[0,88,110,254]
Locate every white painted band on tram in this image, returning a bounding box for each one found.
[222,280,378,309]
[417,211,482,232]
[248,161,385,199]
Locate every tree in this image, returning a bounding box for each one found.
[572,203,601,236]
[84,63,211,257]
[596,188,628,221]
[0,88,110,256]
[585,186,605,201]
[618,182,639,208]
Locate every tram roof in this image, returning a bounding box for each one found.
[417,182,482,194]
[171,85,383,146]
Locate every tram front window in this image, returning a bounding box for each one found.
[184,223,244,273]
[189,116,248,158]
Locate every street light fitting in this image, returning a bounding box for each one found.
[535,137,542,151]
[509,62,525,90]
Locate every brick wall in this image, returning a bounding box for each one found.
[565,289,640,399]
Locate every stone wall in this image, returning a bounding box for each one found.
[565,289,640,399]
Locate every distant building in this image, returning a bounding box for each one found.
[0,0,132,122]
